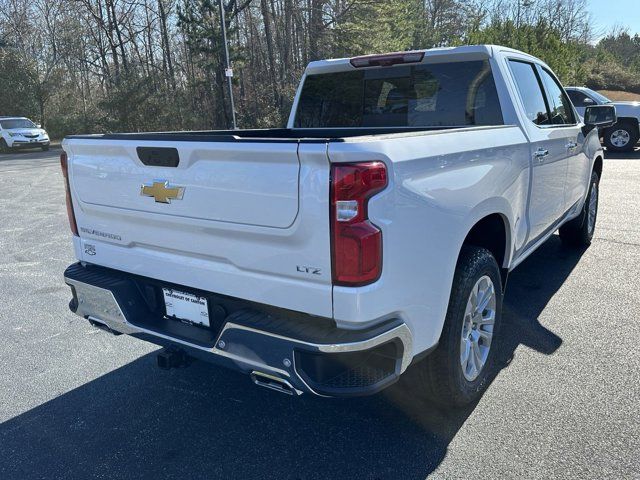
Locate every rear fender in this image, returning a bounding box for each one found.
[461,199,515,269]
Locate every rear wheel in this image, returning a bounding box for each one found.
[416,246,503,407]
[559,170,599,247]
[604,122,638,152]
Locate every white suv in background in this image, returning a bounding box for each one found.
[0,117,51,153]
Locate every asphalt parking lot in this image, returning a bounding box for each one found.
[0,146,639,479]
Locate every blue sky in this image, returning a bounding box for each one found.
[588,0,640,37]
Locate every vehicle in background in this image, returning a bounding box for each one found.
[0,117,51,153]
[566,87,640,152]
[61,45,615,406]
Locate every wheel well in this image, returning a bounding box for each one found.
[615,117,640,136]
[462,214,508,272]
[593,156,603,179]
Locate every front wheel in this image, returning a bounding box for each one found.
[559,170,599,247]
[0,138,10,153]
[604,122,638,152]
[415,246,503,407]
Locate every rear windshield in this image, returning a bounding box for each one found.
[294,60,503,128]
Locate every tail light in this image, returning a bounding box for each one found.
[60,151,78,236]
[331,162,387,286]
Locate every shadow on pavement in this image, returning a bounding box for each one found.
[498,235,575,363]
[0,144,61,162]
[0,236,583,480]
[603,146,640,160]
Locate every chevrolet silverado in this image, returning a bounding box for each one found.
[62,45,615,405]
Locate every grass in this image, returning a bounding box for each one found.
[597,90,640,102]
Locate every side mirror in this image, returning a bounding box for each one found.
[583,104,616,135]
[583,97,595,105]
[36,124,42,128]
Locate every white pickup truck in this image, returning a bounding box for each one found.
[62,45,615,405]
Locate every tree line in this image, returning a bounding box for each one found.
[0,0,637,138]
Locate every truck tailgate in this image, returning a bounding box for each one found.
[72,141,299,228]
[63,138,333,317]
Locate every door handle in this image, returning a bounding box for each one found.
[534,148,549,162]
[565,141,578,150]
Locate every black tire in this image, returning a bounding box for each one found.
[415,246,503,407]
[41,145,50,151]
[604,121,638,152]
[0,138,9,153]
[559,170,600,247]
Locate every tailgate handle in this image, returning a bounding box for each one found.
[136,147,180,167]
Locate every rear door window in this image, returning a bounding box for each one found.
[294,60,503,128]
[508,60,550,126]
[538,68,576,125]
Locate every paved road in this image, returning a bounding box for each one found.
[0,148,638,479]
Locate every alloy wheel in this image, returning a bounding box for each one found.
[610,129,630,148]
[460,275,496,382]
[587,181,598,235]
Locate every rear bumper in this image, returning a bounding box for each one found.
[64,262,413,397]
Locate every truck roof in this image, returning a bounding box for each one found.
[304,44,545,75]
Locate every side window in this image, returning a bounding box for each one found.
[567,90,593,108]
[508,60,549,126]
[539,68,576,125]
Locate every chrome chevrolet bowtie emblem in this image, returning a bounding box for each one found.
[140,181,185,204]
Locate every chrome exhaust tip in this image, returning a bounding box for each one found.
[250,371,301,396]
